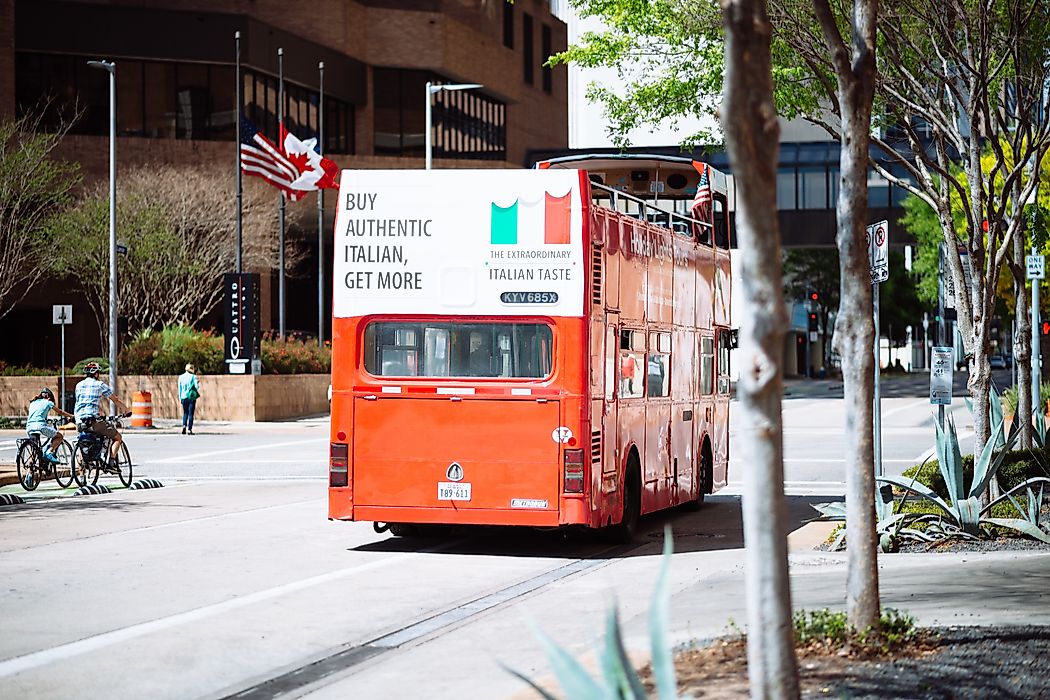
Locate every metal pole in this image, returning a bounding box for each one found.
[1033,246,1041,413]
[278,47,286,338]
[425,81,433,170]
[873,283,882,477]
[60,320,66,413]
[107,65,118,401]
[235,30,243,274]
[318,61,325,348]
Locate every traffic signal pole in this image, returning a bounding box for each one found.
[1034,247,1041,412]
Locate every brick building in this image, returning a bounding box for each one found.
[0,0,569,366]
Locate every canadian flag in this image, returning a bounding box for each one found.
[280,124,339,192]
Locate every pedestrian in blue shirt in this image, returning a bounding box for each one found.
[178,363,200,435]
[26,387,74,463]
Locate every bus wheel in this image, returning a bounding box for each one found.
[605,455,641,543]
[389,523,419,537]
[683,443,711,512]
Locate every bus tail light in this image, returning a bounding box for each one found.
[563,449,585,493]
[330,442,348,487]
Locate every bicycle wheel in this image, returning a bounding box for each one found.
[53,440,75,488]
[16,442,39,492]
[73,443,99,487]
[115,442,133,488]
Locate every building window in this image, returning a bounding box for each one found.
[15,51,353,152]
[523,14,534,85]
[800,168,827,209]
[375,68,506,161]
[776,169,796,210]
[503,2,514,48]
[542,24,552,94]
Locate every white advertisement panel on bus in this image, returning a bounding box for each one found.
[332,170,586,318]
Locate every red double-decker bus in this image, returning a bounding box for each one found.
[328,154,732,539]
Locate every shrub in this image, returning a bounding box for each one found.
[119,326,224,375]
[903,446,1050,499]
[1002,382,1050,416]
[261,332,331,374]
[118,326,329,375]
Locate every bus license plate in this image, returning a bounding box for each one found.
[437,482,472,501]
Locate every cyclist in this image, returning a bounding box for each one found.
[26,387,74,463]
[73,362,131,468]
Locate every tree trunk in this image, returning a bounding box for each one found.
[813,0,881,633]
[721,1,799,697]
[1014,188,1033,447]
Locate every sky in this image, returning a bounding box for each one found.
[565,12,719,150]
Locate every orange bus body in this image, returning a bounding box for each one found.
[328,159,731,533]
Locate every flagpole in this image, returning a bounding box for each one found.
[317,60,325,348]
[278,46,286,339]
[235,30,242,274]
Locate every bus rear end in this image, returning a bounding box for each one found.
[328,169,594,531]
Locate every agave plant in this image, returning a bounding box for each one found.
[812,477,932,552]
[876,415,1050,543]
[507,527,680,700]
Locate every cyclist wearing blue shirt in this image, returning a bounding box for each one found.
[74,362,130,467]
[26,388,74,463]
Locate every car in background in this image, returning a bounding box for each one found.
[990,354,1008,370]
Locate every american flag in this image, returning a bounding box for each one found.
[240,118,306,201]
[691,163,711,221]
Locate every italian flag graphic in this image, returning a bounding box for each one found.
[490,192,571,245]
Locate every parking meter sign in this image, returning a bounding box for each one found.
[930,346,953,405]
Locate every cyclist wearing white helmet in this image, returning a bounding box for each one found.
[74,362,130,467]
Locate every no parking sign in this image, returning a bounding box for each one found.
[867,220,889,284]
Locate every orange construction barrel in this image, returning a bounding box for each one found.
[131,390,153,428]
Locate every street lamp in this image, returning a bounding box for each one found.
[425,81,482,169]
[87,59,118,398]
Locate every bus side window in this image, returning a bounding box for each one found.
[647,331,670,397]
[699,336,714,395]
[619,329,644,399]
[713,194,729,249]
[716,329,731,395]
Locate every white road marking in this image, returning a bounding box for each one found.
[0,541,457,679]
[781,458,922,463]
[156,475,325,481]
[149,438,325,463]
[912,428,975,464]
[879,399,929,420]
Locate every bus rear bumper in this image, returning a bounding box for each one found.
[344,505,567,528]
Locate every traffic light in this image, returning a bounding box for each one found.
[809,291,819,303]
[808,313,818,332]
[1042,321,1049,336]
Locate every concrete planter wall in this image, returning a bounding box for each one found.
[0,374,330,422]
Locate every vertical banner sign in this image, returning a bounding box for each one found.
[866,220,889,284]
[930,346,953,405]
[224,273,262,375]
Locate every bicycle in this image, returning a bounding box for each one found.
[73,414,133,488]
[16,419,75,491]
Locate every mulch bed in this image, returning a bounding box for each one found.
[643,626,1050,698]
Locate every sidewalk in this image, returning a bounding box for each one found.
[0,416,331,488]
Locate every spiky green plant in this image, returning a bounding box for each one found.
[507,527,679,699]
[877,416,1050,543]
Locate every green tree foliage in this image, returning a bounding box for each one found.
[0,114,81,320]
[53,165,307,348]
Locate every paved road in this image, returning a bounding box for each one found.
[0,371,1037,699]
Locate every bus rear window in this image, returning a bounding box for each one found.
[363,322,554,378]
